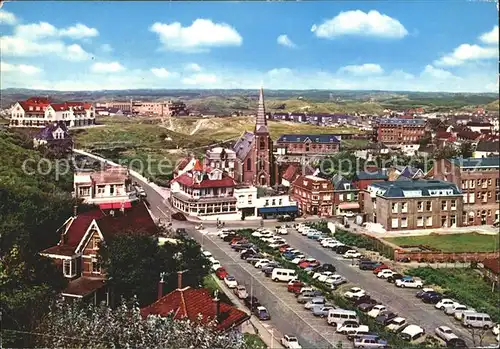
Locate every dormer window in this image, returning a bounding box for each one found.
[36,106,40,111]
[63,259,77,278]
[29,106,33,111]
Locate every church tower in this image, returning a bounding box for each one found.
[253,87,274,187]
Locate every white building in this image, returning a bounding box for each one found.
[234,185,298,219]
[9,97,95,128]
[204,147,236,179]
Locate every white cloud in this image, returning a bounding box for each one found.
[150,19,242,52]
[277,34,296,48]
[479,25,499,45]
[151,67,175,78]
[90,62,125,73]
[338,63,384,76]
[59,23,99,39]
[100,44,113,53]
[181,73,217,85]
[311,10,408,39]
[267,68,293,77]
[185,63,202,72]
[0,9,17,25]
[0,35,91,61]
[1,61,42,75]
[421,65,456,79]
[435,43,498,66]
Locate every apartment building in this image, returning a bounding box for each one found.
[10,97,95,128]
[96,100,188,116]
[291,175,334,217]
[374,118,426,144]
[331,174,360,216]
[276,134,341,155]
[365,179,464,231]
[432,157,500,225]
[233,185,298,219]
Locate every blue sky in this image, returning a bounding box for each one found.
[0,1,498,92]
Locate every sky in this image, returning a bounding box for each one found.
[0,1,498,92]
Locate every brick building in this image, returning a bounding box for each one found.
[374,118,426,144]
[276,134,341,155]
[291,175,334,217]
[331,174,360,216]
[432,157,500,225]
[364,179,464,231]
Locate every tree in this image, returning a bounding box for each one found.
[34,298,249,349]
[459,142,474,158]
[100,234,210,306]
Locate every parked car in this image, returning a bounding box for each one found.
[387,273,405,283]
[312,305,335,318]
[335,245,352,255]
[314,271,334,282]
[400,325,426,344]
[446,338,468,348]
[304,297,326,310]
[244,296,259,309]
[297,291,322,304]
[280,335,302,349]
[421,291,443,304]
[444,304,470,316]
[344,287,366,299]
[211,260,222,272]
[324,275,348,287]
[367,305,387,318]
[234,285,249,299]
[359,260,381,271]
[375,311,398,326]
[435,299,460,311]
[337,321,369,335]
[353,334,388,348]
[215,267,229,280]
[254,306,271,320]
[395,277,423,288]
[435,326,459,342]
[298,258,320,269]
[288,280,305,294]
[344,250,362,259]
[386,317,408,333]
[223,275,238,288]
[254,259,273,269]
[352,295,377,307]
[358,302,377,312]
[416,288,435,298]
[373,264,390,274]
[377,269,396,279]
[313,263,336,273]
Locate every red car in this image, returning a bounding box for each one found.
[298,259,320,269]
[215,267,229,280]
[230,237,244,245]
[279,244,291,253]
[287,280,305,293]
[373,264,389,274]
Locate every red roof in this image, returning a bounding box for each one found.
[436,131,452,139]
[193,159,204,172]
[175,158,190,173]
[283,165,298,181]
[173,173,236,189]
[482,258,500,275]
[140,287,249,332]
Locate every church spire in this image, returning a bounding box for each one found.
[255,86,268,134]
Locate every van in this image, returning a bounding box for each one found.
[462,312,494,329]
[271,268,297,282]
[327,309,359,327]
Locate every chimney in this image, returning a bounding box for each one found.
[158,272,165,300]
[213,292,221,324]
[177,271,183,290]
[73,205,78,217]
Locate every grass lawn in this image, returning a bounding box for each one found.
[202,275,234,306]
[243,333,267,349]
[385,232,499,253]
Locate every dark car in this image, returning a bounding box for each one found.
[358,302,377,312]
[254,306,271,320]
[353,296,377,307]
[171,212,187,221]
[422,292,443,304]
[387,273,404,283]
[176,228,191,240]
[447,338,468,348]
[222,233,238,242]
[335,245,352,254]
[313,263,336,273]
[375,311,398,325]
[244,296,260,309]
[240,249,259,260]
[416,289,435,298]
[358,260,380,270]
[262,263,280,277]
[232,243,254,252]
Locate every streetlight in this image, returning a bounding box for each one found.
[270,328,274,349]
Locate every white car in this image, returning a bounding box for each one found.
[291,257,306,264]
[269,240,287,249]
[251,230,271,237]
[260,235,277,242]
[325,241,344,249]
[280,335,302,349]
[435,326,459,342]
[435,299,459,311]
[344,250,362,259]
[211,260,222,271]
[444,304,470,316]
[320,238,336,246]
[367,305,387,318]
[386,317,407,332]
[254,259,272,269]
[344,287,366,299]
[336,321,370,335]
[317,272,334,283]
[324,275,347,286]
[234,285,249,299]
[202,250,213,259]
[395,278,423,288]
[224,275,238,288]
[278,228,289,235]
[377,269,396,279]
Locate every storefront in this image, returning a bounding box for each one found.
[257,205,298,219]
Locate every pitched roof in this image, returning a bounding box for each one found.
[34,121,70,141]
[140,287,250,332]
[255,88,269,134]
[233,131,255,161]
[331,173,356,191]
[355,169,388,181]
[370,179,462,198]
[450,156,500,168]
[193,159,204,172]
[277,134,340,144]
[475,141,499,153]
[481,258,500,275]
[292,174,332,191]
[435,131,452,139]
[172,173,236,189]
[282,164,299,181]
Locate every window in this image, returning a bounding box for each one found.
[248,194,253,204]
[97,185,105,194]
[401,202,408,213]
[441,216,447,227]
[110,185,115,195]
[272,199,276,206]
[91,258,101,274]
[468,193,475,203]
[496,191,500,202]
[477,179,482,186]
[487,210,491,216]
[426,216,433,226]
[312,195,319,200]
[63,259,76,278]
[451,200,456,210]
[391,218,399,228]
[469,180,475,189]
[392,203,398,213]
[426,202,432,211]
[246,158,251,171]
[441,200,447,210]
[78,186,90,197]
[265,199,269,206]
[417,216,424,227]
[417,201,423,212]
[488,191,492,198]
[488,179,492,185]
[339,194,344,201]
[278,198,282,205]
[401,217,408,228]
[92,237,100,250]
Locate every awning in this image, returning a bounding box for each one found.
[338,202,360,210]
[258,206,298,214]
[99,201,133,210]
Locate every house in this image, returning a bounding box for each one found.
[276,134,341,155]
[466,121,493,133]
[33,121,73,151]
[354,168,388,190]
[73,167,139,210]
[473,141,499,158]
[388,165,425,181]
[141,272,250,333]
[40,202,158,303]
[431,156,500,226]
[291,175,334,217]
[374,118,426,144]
[364,179,464,231]
[170,160,237,216]
[204,147,236,179]
[234,185,298,219]
[10,97,95,128]
[233,88,275,186]
[331,174,360,216]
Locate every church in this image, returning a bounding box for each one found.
[233,88,276,187]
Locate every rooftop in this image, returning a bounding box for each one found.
[449,156,500,168]
[370,179,461,198]
[277,134,340,144]
[376,118,426,126]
